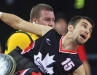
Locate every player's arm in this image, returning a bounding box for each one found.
[83,60,91,75]
[0,12,52,36]
[77,45,91,75]
[72,64,85,75]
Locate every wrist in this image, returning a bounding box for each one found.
[0,12,2,19]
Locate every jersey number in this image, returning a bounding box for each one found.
[61,58,75,71]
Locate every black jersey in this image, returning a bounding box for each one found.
[21,29,82,75]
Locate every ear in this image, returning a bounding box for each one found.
[31,18,37,23]
[68,25,74,32]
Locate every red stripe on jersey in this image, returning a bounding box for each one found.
[21,41,35,55]
[20,69,29,75]
[31,72,42,75]
[59,36,77,54]
[20,69,25,75]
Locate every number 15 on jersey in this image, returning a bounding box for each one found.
[61,58,75,71]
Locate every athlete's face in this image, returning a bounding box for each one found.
[55,18,67,35]
[36,10,55,27]
[70,19,93,45]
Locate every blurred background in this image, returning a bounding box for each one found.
[0,0,97,74]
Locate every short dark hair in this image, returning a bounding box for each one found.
[68,16,94,28]
[30,3,54,22]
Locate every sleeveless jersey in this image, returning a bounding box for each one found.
[21,29,82,75]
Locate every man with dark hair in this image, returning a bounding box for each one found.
[0,11,94,75]
[55,12,91,75]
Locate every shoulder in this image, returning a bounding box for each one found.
[6,31,33,45]
[7,31,30,40]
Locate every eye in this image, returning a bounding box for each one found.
[45,19,50,21]
[83,24,87,28]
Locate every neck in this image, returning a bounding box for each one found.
[61,32,66,36]
[62,32,78,51]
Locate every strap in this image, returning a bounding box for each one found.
[9,46,37,71]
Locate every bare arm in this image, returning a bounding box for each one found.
[82,60,91,75]
[72,65,85,75]
[0,12,52,36]
[67,65,85,75]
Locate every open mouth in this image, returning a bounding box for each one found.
[80,34,86,39]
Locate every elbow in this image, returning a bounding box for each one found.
[13,22,24,30]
